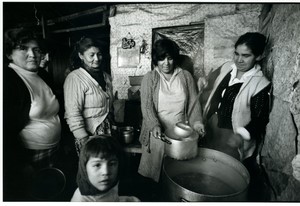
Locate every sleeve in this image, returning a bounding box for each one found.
[63,73,89,139]
[3,69,31,199]
[244,84,272,140]
[3,71,30,134]
[140,72,161,130]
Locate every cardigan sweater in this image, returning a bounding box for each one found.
[202,61,271,160]
[139,68,202,146]
[64,68,114,140]
[3,64,58,200]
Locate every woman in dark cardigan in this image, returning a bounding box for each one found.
[198,32,271,201]
[3,28,61,200]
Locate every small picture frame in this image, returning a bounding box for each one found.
[117,47,140,68]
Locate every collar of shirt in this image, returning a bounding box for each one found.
[8,62,38,74]
[155,67,182,83]
[228,63,260,86]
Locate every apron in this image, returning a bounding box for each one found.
[138,68,186,182]
[138,135,165,182]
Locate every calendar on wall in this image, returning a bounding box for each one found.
[117,47,140,68]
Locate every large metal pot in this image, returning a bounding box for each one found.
[162,148,250,202]
[163,128,199,160]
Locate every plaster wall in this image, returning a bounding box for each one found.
[109,3,261,99]
[260,4,300,201]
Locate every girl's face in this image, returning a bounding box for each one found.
[233,43,261,73]
[79,46,102,70]
[86,155,119,192]
[8,40,42,72]
[157,55,174,74]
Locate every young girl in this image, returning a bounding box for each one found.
[71,135,140,202]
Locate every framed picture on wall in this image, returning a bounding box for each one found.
[117,47,140,68]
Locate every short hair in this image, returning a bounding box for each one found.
[76,135,124,195]
[4,27,44,56]
[70,36,108,71]
[235,32,267,57]
[79,135,123,164]
[152,38,180,66]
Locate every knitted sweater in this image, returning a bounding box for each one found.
[139,68,202,146]
[201,61,271,159]
[64,68,114,140]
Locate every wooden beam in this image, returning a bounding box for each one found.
[47,5,107,25]
[51,22,105,33]
[41,15,47,39]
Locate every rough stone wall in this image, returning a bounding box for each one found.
[109,3,261,99]
[204,11,260,75]
[260,4,300,201]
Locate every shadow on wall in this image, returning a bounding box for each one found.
[178,54,194,76]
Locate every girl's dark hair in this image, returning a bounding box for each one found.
[70,36,108,71]
[4,27,44,56]
[76,135,124,195]
[235,32,267,57]
[152,38,180,66]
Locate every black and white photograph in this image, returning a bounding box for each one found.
[1,0,300,203]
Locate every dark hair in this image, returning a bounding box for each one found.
[76,135,124,195]
[235,32,267,57]
[152,38,180,66]
[70,36,108,71]
[4,27,44,57]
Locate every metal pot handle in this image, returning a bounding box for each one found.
[158,134,172,144]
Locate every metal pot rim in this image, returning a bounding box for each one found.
[163,148,250,199]
[165,130,198,142]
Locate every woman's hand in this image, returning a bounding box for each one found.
[292,154,300,182]
[151,125,161,139]
[193,122,206,137]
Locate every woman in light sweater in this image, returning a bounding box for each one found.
[64,37,114,155]
[138,39,205,183]
[198,32,271,200]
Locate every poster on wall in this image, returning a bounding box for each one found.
[117,47,140,68]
